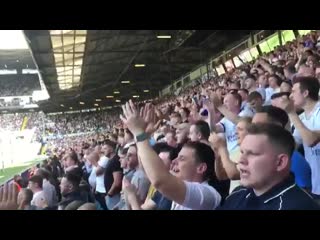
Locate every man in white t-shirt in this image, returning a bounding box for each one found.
[87,152,99,190]
[278,76,320,197]
[244,75,266,102]
[211,92,242,153]
[120,101,221,210]
[92,145,109,210]
[211,90,264,129]
[28,175,48,209]
[265,74,282,105]
[238,91,264,118]
[238,89,249,111]
[258,74,269,89]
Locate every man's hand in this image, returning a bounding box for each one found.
[202,98,215,112]
[155,108,164,120]
[188,101,201,123]
[250,67,258,74]
[120,100,147,136]
[141,104,161,135]
[123,178,140,209]
[189,111,201,123]
[123,178,138,197]
[209,132,227,151]
[210,92,223,108]
[277,95,295,114]
[0,183,18,210]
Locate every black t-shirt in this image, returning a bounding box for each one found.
[208,178,230,203]
[104,154,122,194]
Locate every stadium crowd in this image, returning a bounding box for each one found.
[0,111,119,139]
[1,31,320,210]
[0,75,41,97]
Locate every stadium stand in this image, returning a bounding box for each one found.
[0,30,320,210]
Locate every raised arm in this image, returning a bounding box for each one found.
[214,153,229,181]
[278,96,320,147]
[259,59,274,75]
[210,92,241,125]
[120,101,187,205]
[209,133,239,180]
[203,98,220,133]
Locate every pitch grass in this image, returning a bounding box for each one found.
[0,157,45,185]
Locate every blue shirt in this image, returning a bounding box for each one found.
[218,175,319,210]
[149,137,156,146]
[152,190,172,210]
[290,151,312,190]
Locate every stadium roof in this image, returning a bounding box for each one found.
[23,30,258,112]
[0,30,37,75]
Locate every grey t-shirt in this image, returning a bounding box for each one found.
[117,169,136,210]
[43,180,58,207]
[130,169,150,202]
[117,169,150,210]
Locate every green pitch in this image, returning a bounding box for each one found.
[0,156,46,185]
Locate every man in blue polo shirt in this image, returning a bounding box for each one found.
[219,123,319,210]
[252,105,312,191]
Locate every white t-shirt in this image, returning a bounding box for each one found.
[171,181,221,210]
[255,87,266,102]
[218,117,238,153]
[95,156,109,193]
[239,104,255,118]
[88,166,97,190]
[293,102,320,195]
[240,101,247,111]
[84,158,92,174]
[228,147,241,194]
[31,191,47,208]
[265,87,280,105]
